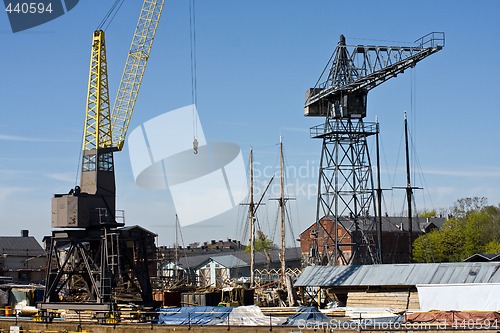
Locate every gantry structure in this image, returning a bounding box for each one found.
[305,33,444,265]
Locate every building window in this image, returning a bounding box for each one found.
[98,152,114,171]
[82,154,96,171]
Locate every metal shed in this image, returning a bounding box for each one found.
[294,262,500,310]
[295,262,500,287]
[197,255,249,288]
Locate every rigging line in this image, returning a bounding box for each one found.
[345,36,413,45]
[377,124,392,215]
[240,212,250,248]
[97,0,124,31]
[74,134,84,188]
[408,69,434,213]
[395,118,405,178]
[255,216,263,233]
[270,205,280,244]
[284,205,297,248]
[189,0,198,138]
[262,193,272,237]
[176,217,191,273]
[410,69,416,184]
[236,198,248,242]
[103,0,125,32]
[410,130,436,212]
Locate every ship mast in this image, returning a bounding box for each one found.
[174,214,179,279]
[279,137,286,286]
[404,112,414,261]
[249,146,255,286]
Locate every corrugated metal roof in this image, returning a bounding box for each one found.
[119,225,157,237]
[176,247,302,269]
[464,253,500,262]
[294,262,500,287]
[209,255,247,268]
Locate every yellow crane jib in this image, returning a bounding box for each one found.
[82,30,112,151]
[52,0,165,229]
[111,0,165,151]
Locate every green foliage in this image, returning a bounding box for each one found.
[245,230,273,253]
[413,229,443,262]
[419,210,437,218]
[413,197,500,262]
[450,197,488,219]
[484,241,500,254]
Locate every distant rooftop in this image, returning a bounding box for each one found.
[169,247,302,270]
[0,236,45,256]
[300,216,445,236]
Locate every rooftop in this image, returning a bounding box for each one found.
[294,262,500,287]
[0,236,45,256]
[169,247,302,270]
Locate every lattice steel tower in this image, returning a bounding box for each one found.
[305,33,444,265]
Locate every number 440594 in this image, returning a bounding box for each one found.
[5,2,53,14]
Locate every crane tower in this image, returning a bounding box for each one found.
[42,0,164,315]
[305,33,444,265]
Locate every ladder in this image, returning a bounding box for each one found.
[100,228,121,302]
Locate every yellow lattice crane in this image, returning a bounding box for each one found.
[52,0,164,229]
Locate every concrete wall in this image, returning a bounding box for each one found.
[0,318,292,333]
[0,318,497,333]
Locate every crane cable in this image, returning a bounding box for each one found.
[189,0,199,154]
[97,0,125,31]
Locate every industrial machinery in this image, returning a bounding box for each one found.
[41,0,164,316]
[305,33,444,265]
[218,287,245,307]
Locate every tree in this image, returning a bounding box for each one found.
[245,230,273,253]
[413,229,442,262]
[484,240,500,254]
[413,198,500,262]
[419,210,437,218]
[450,197,488,219]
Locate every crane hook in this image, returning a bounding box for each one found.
[193,137,199,154]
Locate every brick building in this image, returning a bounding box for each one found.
[300,216,445,265]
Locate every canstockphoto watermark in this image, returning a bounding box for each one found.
[251,160,319,200]
[128,105,248,227]
[251,177,318,201]
[3,0,79,33]
[297,319,500,331]
[252,160,318,181]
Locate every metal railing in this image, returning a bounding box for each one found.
[414,32,445,49]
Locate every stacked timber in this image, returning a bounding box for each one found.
[59,311,94,322]
[321,308,346,317]
[117,304,146,323]
[346,291,419,311]
[408,291,420,310]
[260,307,297,317]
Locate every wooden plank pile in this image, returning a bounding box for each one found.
[346,291,420,311]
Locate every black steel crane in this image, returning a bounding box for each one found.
[305,32,444,266]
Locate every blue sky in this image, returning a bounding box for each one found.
[1,0,499,247]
